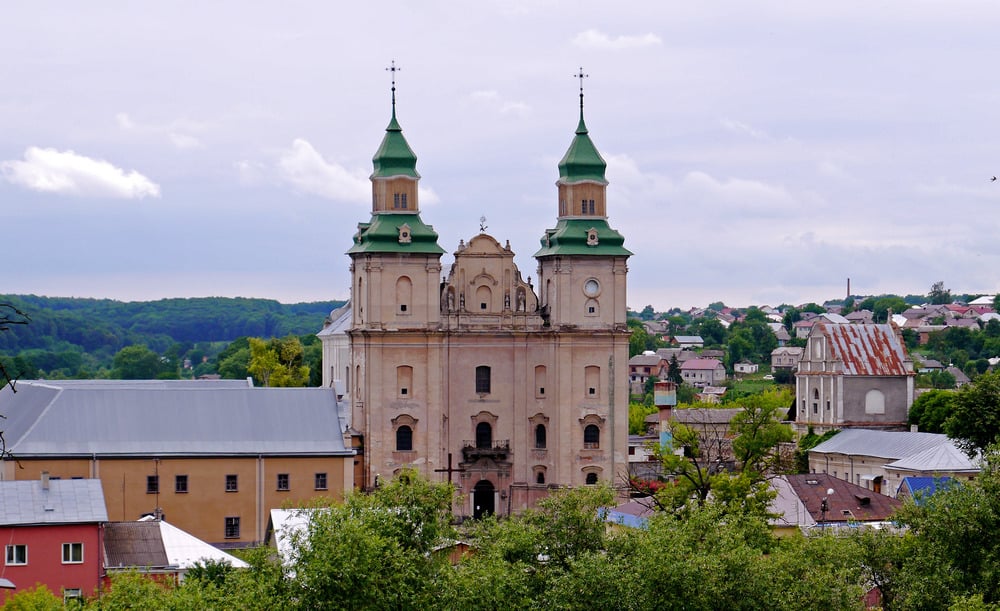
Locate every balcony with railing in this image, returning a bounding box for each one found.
[462,439,510,462]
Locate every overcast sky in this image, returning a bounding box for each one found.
[3,2,1000,312]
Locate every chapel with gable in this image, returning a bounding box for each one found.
[321,72,632,518]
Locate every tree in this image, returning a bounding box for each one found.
[112,344,164,379]
[247,336,309,387]
[639,304,656,320]
[908,389,955,433]
[929,280,953,305]
[873,297,908,323]
[1,584,64,611]
[667,354,682,385]
[944,370,1000,456]
[730,391,794,476]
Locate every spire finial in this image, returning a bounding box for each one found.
[386,60,401,110]
[573,67,588,112]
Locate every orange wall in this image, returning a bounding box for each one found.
[10,456,348,546]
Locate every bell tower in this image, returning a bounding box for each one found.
[535,70,631,330]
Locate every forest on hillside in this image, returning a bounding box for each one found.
[0,295,345,381]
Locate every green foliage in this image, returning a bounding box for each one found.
[112,344,168,379]
[795,428,840,473]
[917,369,957,389]
[247,336,309,387]
[930,280,953,305]
[730,392,794,476]
[627,318,663,357]
[892,448,1000,608]
[945,371,1000,456]
[0,294,342,379]
[1,584,64,611]
[629,401,656,435]
[909,389,956,433]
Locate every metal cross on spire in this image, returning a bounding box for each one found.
[574,67,588,111]
[386,60,401,108]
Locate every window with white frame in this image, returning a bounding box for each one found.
[6,544,27,565]
[62,542,83,564]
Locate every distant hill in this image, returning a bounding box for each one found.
[0,294,345,358]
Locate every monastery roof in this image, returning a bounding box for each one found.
[557,107,607,185]
[0,478,108,526]
[810,428,948,460]
[1,381,353,457]
[883,442,980,473]
[810,323,912,376]
[347,212,445,255]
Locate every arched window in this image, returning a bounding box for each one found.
[396,425,413,451]
[813,388,820,400]
[585,472,598,485]
[536,471,546,485]
[476,422,493,449]
[475,366,491,394]
[584,424,600,449]
[865,389,886,414]
[535,424,547,449]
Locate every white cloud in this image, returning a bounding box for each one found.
[720,118,768,139]
[572,29,662,49]
[117,112,205,150]
[464,90,530,117]
[276,138,370,203]
[1,147,161,199]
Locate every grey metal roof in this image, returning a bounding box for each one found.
[0,479,108,525]
[673,407,743,425]
[883,442,980,473]
[2,381,352,457]
[316,302,352,338]
[810,428,949,460]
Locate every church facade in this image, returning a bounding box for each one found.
[325,84,631,518]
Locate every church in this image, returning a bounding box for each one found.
[320,76,632,518]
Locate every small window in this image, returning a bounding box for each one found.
[63,589,83,604]
[224,517,240,539]
[147,475,159,494]
[393,193,401,208]
[536,471,545,485]
[588,387,597,396]
[396,425,413,451]
[535,424,547,449]
[826,400,831,411]
[6,544,27,565]
[585,473,598,485]
[400,304,407,312]
[175,475,188,493]
[62,542,83,564]
[226,474,238,492]
[315,473,328,490]
[584,424,600,449]
[539,387,545,395]
[475,366,491,394]
[277,473,289,491]
[480,302,487,310]
[401,193,408,209]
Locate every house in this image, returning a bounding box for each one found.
[794,323,915,434]
[771,346,803,370]
[793,319,816,339]
[661,406,744,466]
[917,358,945,373]
[696,386,727,404]
[671,335,705,349]
[602,498,656,530]
[0,476,108,605]
[680,358,726,387]
[770,474,902,534]
[895,476,957,505]
[946,366,972,387]
[808,428,978,497]
[845,310,874,324]
[103,517,248,583]
[767,323,791,346]
[628,352,667,395]
[733,361,758,375]
[0,380,355,548]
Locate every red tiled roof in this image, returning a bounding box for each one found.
[785,473,901,523]
[816,323,912,376]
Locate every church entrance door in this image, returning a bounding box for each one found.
[473,479,495,519]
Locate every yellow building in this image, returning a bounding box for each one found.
[326,81,631,518]
[0,380,354,546]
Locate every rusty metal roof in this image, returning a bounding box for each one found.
[816,323,912,376]
[104,521,170,569]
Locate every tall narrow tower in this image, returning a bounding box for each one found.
[347,66,446,490]
[533,71,632,489]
